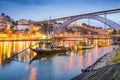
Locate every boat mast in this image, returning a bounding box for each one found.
[47,16,51,37]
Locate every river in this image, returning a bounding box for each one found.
[0,41,118,80]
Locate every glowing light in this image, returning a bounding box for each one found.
[29,66,37,80]
[42,35,47,39]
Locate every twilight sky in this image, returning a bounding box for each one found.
[0,0,120,24]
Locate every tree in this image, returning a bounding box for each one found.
[67,28,74,33]
[1,13,5,16]
[112,29,117,34]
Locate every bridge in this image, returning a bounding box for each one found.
[34,8,120,30]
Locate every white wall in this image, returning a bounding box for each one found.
[13,25,30,30]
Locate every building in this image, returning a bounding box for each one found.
[17,19,29,25]
[13,24,30,31]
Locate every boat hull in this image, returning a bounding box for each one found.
[98,43,110,47]
[77,44,94,50]
[30,48,68,54]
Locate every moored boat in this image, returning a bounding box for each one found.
[77,44,94,50]
[82,44,94,49]
[30,47,68,54]
[98,43,110,47]
[30,41,69,54]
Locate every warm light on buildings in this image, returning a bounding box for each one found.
[42,35,47,39]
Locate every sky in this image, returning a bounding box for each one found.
[0,0,120,27]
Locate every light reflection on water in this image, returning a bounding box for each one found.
[0,41,118,80]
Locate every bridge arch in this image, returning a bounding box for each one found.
[62,15,120,30]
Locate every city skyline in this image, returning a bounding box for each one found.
[0,0,120,20]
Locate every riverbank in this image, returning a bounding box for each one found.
[72,47,120,80]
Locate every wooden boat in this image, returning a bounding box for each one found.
[30,41,69,54]
[98,43,110,47]
[77,44,94,50]
[82,44,94,49]
[30,47,68,54]
[98,43,106,47]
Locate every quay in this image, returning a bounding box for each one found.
[72,48,120,80]
[72,62,120,80]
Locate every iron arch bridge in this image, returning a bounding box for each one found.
[34,8,120,30]
[62,15,120,30]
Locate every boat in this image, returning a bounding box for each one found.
[82,44,94,49]
[30,42,68,54]
[98,42,110,47]
[98,43,106,47]
[77,44,94,50]
[30,47,68,54]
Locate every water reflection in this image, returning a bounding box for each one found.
[0,41,39,66]
[87,52,92,65]
[23,65,37,80]
[28,65,37,80]
[79,54,83,69]
[0,41,118,80]
[29,52,68,64]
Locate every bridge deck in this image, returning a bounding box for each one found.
[35,8,120,22]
